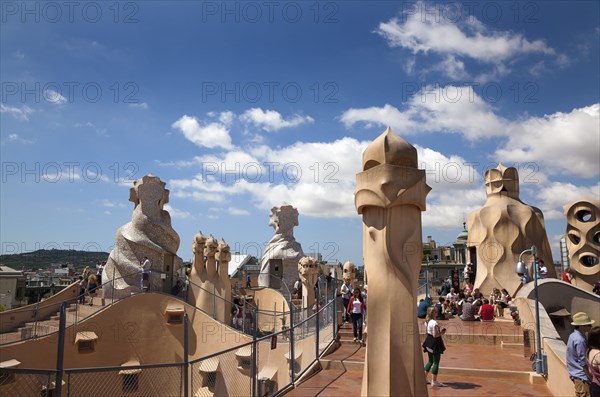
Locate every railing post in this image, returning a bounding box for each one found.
[55,302,66,397]
[251,310,258,397]
[242,298,246,334]
[315,303,320,359]
[184,313,189,397]
[111,270,115,303]
[289,303,295,384]
[333,287,337,337]
[273,303,277,334]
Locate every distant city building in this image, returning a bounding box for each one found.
[0,265,27,309]
[420,226,469,292]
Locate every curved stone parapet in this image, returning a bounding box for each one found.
[102,174,182,299]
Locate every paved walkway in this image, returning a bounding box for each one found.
[286,317,553,397]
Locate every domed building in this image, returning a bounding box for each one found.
[453,222,469,265]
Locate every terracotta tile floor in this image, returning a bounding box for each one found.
[285,319,553,397]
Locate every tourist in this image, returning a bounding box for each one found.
[82,266,91,280]
[340,279,352,323]
[87,274,98,306]
[78,275,87,304]
[567,312,595,397]
[463,263,473,284]
[460,297,479,321]
[463,279,473,296]
[171,280,183,296]
[479,299,494,321]
[518,272,530,285]
[587,326,600,397]
[347,287,366,345]
[494,288,511,317]
[472,288,484,301]
[141,257,151,291]
[423,306,447,387]
[96,263,104,286]
[537,260,548,279]
[362,285,368,322]
[435,297,451,320]
[456,291,466,316]
[446,288,458,315]
[246,273,251,288]
[562,267,574,284]
[418,296,431,319]
[439,280,451,297]
[593,281,600,297]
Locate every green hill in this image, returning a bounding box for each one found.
[0,249,109,271]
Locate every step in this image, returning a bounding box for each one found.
[501,341,525,350]
[320,359,364,372]
[438,366,545,385]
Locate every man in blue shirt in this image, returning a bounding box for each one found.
[567,312,595,397]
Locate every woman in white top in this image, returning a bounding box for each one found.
[346,287,366,345]
[422,306,447,387]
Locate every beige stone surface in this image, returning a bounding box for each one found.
[355,127,430,397]
[563,198,600,292]
[102,174,183,299]
[342,261,356,287]
[188,233,232,323]
[258,204,304,289]
[298,256,320,309]
[467,164,555,296]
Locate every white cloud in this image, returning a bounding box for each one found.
[228,207,250,216]
[341,86,507,140]
[169,137,367,218]
[101,199,127,208]
[534,182,600,220]
[341,89,600,178]
[1,104,34,121]
[172,114,234,149]
[44,89,67,105]
[376,5,554,62]
[129,102,148,110]
[376,2,555,79]
[240,108,314,132]
[167,135,487,227]
[74,122,108,136]
[495,104,600,178]
[6,133,35,144]
[164,204,192,219]
[340,103,418,132]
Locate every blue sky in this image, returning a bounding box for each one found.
[1,1,599,265]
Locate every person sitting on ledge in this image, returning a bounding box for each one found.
[418,296,431,319]
[494,288,511,317]
[479,298,495,321]
[460,297,480,321]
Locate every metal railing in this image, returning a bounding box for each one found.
[0,290,339,397]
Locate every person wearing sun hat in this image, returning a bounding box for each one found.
[567,312,595,397]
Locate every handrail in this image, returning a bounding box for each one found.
[0,263,339,345]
